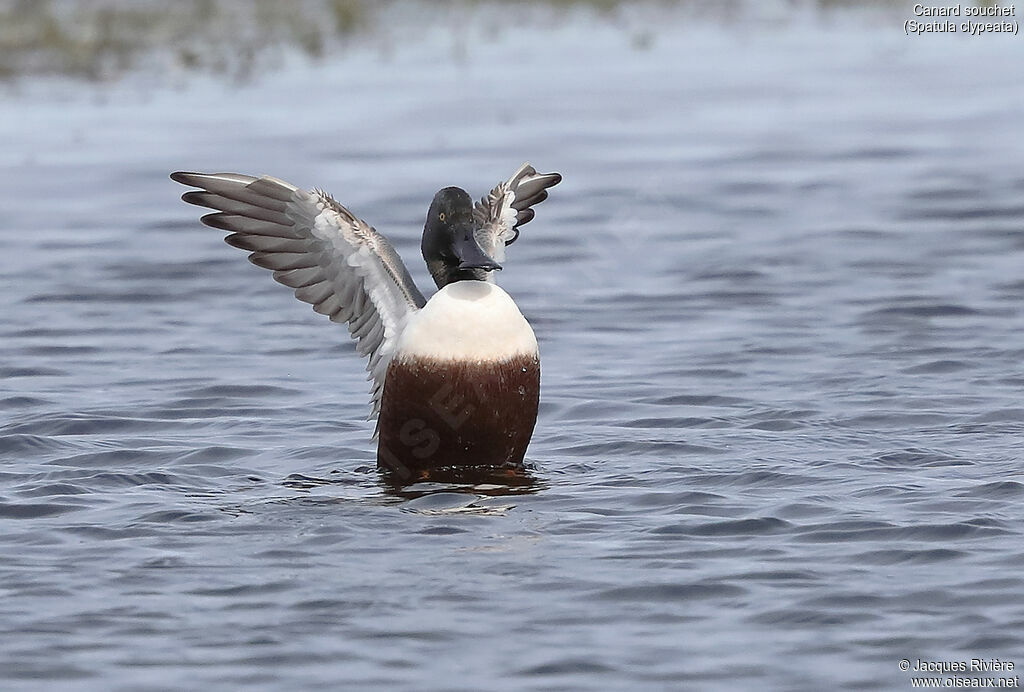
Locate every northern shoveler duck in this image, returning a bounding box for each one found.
[170,163,561,480]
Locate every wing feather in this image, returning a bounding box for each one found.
[171,171,426,426]
[182,191,293,224]
[224,233,310,254]
[273,266,324,289]
[473,162,561,263]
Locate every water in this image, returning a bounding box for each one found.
[3,3,1024,689]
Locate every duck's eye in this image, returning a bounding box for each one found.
[439,212,446,222]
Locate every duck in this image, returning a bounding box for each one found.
[170,163,561,481]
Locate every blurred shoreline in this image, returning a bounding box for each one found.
[0,0,915,83]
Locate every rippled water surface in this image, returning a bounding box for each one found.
[3,4,1024,690]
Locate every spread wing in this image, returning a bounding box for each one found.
[170,171,426,426]
[473,162,562,262]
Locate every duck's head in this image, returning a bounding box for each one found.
[422,187,501,289]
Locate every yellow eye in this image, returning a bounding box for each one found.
[439,212,446,222]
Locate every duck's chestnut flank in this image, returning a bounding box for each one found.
[377,352,540,476]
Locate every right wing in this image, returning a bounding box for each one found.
[473,162,562,262]
[170,171,426,424]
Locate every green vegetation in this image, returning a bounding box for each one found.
[0,0,950,83]
[0,0,369,81]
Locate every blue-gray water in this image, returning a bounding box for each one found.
[2,4,1024,690]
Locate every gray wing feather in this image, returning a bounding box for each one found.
[473,162,562,262]
[170,171,426,427]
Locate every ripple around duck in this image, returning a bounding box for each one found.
[0,366,69,378]
[42,450,180,475]
[133,509,223,524]
[0,433,85,457]
[748,608,878,627]
[2,413,170,437]
[516,658,617,676]
[24,290,177,304]
[903,359,972,374]
[743,418,805,431]
[960,633,1024,650]
[13,482,92,498]
[106,257,234,282]
[636,393,751,407]
[176,384,303,399]
[173,445,254,464]
[868,448,966,468]
[0,501,83,519]
[615,416,724,429]
[651,517,792,537]
[188,581,296,597]
[594,581,748,603]
[899,204,1024,222]
[0,396,54,409]
[794,518,1011,543]
[689,470,828,489]
[850,548,967,565]
[859,303,982,321]
[956,481,1024,499]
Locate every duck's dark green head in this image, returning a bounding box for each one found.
[422,187,501,289]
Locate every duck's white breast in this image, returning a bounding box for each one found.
[395,281,538,362]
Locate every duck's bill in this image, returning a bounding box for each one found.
[454,228,502,271]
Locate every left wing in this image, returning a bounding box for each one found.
[170,171,426,426]
[473,162,562,262]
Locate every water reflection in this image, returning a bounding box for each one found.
[280,462,542,499]
[379,462,542,498]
